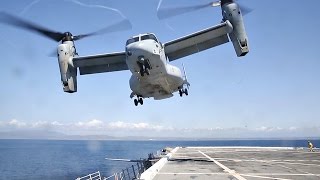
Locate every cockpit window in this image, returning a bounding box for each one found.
[141,34,158,42]
[126,37,139,45]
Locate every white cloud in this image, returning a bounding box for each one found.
[51,121,63,126]
[255,126,268,131]
[1,119,320,138]
[74,120,163,130]
[289,126,298,131]
[76,119,104,129]
[255,126,284,132]
[32,121,50,128]
[8,119,27,128]
[57,119,168,132]
[133,122,149,129]
[108,121,129,129]
[108,121,165,131]
[28,121,64,130]
[207,127,224,131]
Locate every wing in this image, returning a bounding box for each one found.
[164,20,233,61]
[73,52,128,75]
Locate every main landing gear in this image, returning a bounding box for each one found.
[179,88,188,97]
[134,96,144,106]
[130,93,144,106]
[137,56,151,77]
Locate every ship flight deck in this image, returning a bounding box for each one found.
[140,147,320,180]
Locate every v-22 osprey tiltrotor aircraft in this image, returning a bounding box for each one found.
[0,0,250,106]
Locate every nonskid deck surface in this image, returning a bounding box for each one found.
[152,147,320,180]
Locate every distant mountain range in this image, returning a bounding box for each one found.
[0,131,117,140]
[0,130,319,141]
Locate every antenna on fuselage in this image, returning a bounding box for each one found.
[182,63,190,88]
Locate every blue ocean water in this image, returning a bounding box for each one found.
[0,139,319,180]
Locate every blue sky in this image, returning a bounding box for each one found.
[0,0,320,138]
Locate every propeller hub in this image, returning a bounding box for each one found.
[62,32,73,42]
[221,0,235,6]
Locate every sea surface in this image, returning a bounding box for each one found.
[0,139,319,180]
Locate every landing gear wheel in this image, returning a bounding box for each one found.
[134,99,138,106]
[179,90,183,97]
[139,98,143,105]
[184,88,188,96]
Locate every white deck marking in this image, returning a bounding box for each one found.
[198,150,247,180]
[157,173,228,175]
[214,158,320,167]
[272,161,320,167]
[155,147,320,179]
[188,147,295,149]
[275,164,318,178]
[244,156,320,178]
[243,173,320,176]
[241,174,291,180]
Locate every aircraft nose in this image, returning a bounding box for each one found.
[127,41,158,58]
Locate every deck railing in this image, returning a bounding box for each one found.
[104,161,147,180]
[76,171,102,180]
[76,153,158,180]
[76,161,148,180]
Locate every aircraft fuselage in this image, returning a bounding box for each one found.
[125,34,185,100]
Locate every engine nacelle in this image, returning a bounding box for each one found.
[57,42,77,93]
[222,2,249,57]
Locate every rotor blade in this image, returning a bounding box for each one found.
[0,12,64,42]
[238,3,253,16]
[73,19,132,41]
[211,1,221,7]
[157,2,212,20]
[212,1,253,16]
